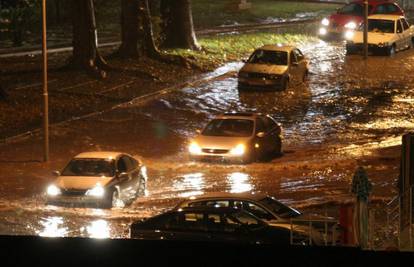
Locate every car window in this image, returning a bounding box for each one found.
[290,51,298,64]
[401,19,410,31]
[397,20,403,33]
[245,202,274,220]
[202,119,254,137]
[373,4,386,14]
[188,200,230,208]
[247,49,288,65]
[259,197,302,218]
[117,157,128,173]
[293,49,304,62]
[386,4,399,14]
[61,159,115,177]
[255,118,266,133]
[262,116,277,131]
[367,19,395,33]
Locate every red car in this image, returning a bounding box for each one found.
[318,0,404,38]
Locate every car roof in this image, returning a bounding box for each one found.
[74,151,125,159]
[176,206,245,213]
[256,44,296,52]
[351,0,399,4]
[181,192,269,202]
[368,14,404,20]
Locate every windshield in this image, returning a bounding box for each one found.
[202,119,254,137]
[247,49,288,65]
[337,3,373,16]
[259,197,302,218]
[61,159,115,177]
[365,19,395,33]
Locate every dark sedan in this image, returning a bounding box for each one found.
[130,207,318,245]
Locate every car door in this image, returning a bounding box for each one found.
[289,51,301,85]
[396,19,404,50]
[293,49,307,82]
[263,115,281,153]
[401,18,411,49]
[254,117,272,156]
[115,155,135,200]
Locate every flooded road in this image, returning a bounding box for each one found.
[1,39,413,238]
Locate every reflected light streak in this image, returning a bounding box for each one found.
[173,173,205,198]
[85,220,110,239]
[227,172,253,193]
[338,136,401,157]
[37,216,68,237]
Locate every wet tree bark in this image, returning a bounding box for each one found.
[71,0,107,78]
[160,0,200,50]
[118,0,140,58]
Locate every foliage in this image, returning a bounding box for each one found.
[166,32,317,70]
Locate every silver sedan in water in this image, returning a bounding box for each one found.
[188,112,282,163]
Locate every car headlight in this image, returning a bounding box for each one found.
[319,27,327,35]
[321,18,329,26]
[345,21,357,30]
[189,142,202,154]
[344,30,354,40]
[230,144,245,156]
[86,185,105,197]
[378,42,389,47]
[47,185,61,196]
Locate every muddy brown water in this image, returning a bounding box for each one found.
[0,40,413,239]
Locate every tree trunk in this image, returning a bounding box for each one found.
[71,0,107,78]
[160,0,200,50]
[140,0,160,57]
[118,0,140,58]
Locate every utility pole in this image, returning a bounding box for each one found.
[42,0,49,162]
[363,0,368,59]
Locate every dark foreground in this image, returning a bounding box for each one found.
[1,235,413,266]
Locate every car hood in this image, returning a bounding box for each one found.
[193,135,252,149]
[352,31,394,44]
[329,13,363,26]
[240,63,288,75]
[55,176,113,190]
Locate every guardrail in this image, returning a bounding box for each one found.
[289,216,341,246]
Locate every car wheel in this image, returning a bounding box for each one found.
[281,77,289,90]
[275,138,282,156]
[386,45,395,56]
[107,190,124,209]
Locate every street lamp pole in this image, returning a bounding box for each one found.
[42,0,49,162]
[363,0,368,59]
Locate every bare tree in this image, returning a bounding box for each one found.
[71,0,107,78]
[160,0,200,50]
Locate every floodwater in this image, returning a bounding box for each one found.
[0,39,414,239]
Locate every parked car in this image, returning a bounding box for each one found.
[175,192,341,245]
[46,151,147,209]
[130,206,322,245]
[345,14,414,55]
[237,44,309,90]
[318,0,404,39]
[188,112,282,163]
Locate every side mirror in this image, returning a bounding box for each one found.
[52,171,60,177]
[242,59,247,63]
[256,132,265,138]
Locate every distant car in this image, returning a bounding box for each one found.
[345,14,414,55]
[188,112,282,163]
[237,44,309,90]
[175,192,341,245]
[318,0,404,38]
[130,206,321,245]
[46,151,147,209]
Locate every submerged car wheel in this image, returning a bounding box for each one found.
[137,176,146,197]
[281,77,289,90]
[385,45,395,56]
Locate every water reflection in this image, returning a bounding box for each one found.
[37,216,68,237]
[173,172,205,197]
[227,172,253,193]
[82,220,110,239]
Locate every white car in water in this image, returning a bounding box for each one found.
[46,151,147,209]
[345,14,414,55]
